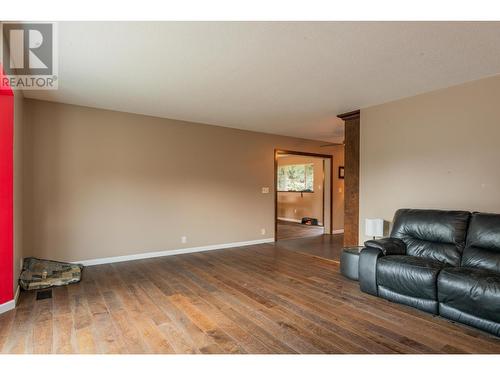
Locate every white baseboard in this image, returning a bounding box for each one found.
[14,285,20,305]
[0,299,15,315]
[332,229,344,234]
[76,237,276,266]
[0,286,19,315]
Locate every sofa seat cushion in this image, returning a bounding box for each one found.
[438,267,500,323]
[377,255,447,300]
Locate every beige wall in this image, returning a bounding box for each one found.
[13,91,24,294]
[3,20,25,295]
[360,75,500,244]
[277,155,325,224]
[23,99,344,262]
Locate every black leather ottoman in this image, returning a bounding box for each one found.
[340,246,364,280]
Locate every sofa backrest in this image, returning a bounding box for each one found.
[462,212,500,272]
[390,209,471,266]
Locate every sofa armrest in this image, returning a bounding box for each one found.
[359,238,406,296]
[359,248,383,296]
[364,237,406,255]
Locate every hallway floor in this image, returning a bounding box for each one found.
[276,220,324,241]
[277,233,344,262]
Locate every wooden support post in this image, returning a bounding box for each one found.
[338,110,360,246]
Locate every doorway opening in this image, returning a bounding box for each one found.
[274,150,333,241]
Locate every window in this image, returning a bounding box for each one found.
[277,163,314,192]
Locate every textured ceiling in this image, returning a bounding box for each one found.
[24,21,500,142]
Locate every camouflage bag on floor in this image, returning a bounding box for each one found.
[19,257,84,291]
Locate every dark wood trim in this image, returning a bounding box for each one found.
[274,152,278,238]
[338,110,360,246]
[322,159,325,229]
[274,149,334,241]
[276,149,335,159]
[337,110,360,121]
[330,157,333,236]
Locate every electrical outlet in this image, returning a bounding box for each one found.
[261,228,266,235]
[261,187,270,194]
[181,236,187,244]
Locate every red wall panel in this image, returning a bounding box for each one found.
[0,66,14,305]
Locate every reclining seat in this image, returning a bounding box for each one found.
[437,212,500,336]
[359,209,470,314]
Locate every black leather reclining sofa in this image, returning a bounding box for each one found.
[359,209,500,336]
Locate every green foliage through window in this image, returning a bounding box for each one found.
[277,164,314,192]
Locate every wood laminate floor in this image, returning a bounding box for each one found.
[1,242,499,354]
[277,220,324,240]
